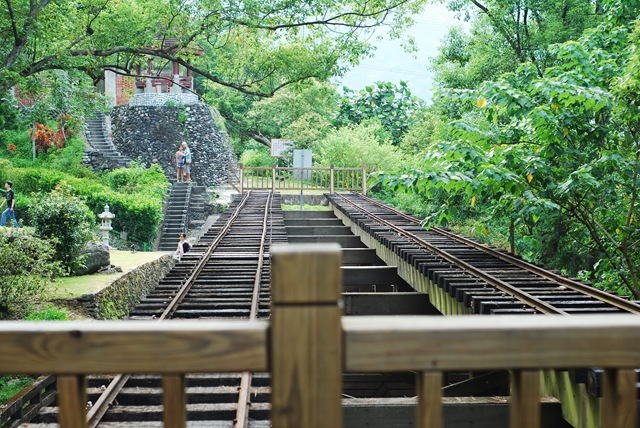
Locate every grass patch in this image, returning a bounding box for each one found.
[0,375,34,404]
[25,304,69,320]
[51,250,169,298]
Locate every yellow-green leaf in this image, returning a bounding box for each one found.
[526,173,533,183]
[471,195,476,207]
[477,98,487,108]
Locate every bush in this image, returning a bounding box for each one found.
[0,228,61,318]
[28,188,96,274]
[316,121,406,172]
[240,148,274,168]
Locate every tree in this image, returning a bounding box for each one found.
[442,0,601,77]
[28,187,96,273]
[380,9,640,298]
[206,79,339,148]
[0,0,429,102]
[316,120,406,172]
[334,81,422,145]
[13,70,107,160]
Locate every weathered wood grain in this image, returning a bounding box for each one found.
[271,243,343,428]
[0,321,268,374]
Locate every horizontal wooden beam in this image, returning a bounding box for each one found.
[3,314,640,376]
[343,314,640,372]
[0,320,268,374]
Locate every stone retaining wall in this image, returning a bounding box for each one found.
[110,103,234,187]
[76,254,174,319]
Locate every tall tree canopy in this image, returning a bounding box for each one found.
[0,0,428,97]
[432,0,602,90]
[380,0,640,298]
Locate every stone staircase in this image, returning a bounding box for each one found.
[158,182,193,251]
[83,112,132,168]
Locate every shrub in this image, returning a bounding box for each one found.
[28,188,96,274]
[316,121,406,172]
[0,228,61,318]
[25,303,69,320]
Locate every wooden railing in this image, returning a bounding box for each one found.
[1,243,640,428]
[227,163,375,194]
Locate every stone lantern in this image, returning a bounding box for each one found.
[98,204,115,245]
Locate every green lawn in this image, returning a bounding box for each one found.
[51,250,169,299]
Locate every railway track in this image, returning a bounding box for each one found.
[8,191,640,427]
[326,192,640,316]
[23,191,284,427]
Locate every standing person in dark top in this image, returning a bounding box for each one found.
[0,180,18,228]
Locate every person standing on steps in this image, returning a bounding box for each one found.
[0,180,19,228]
[182,141,192,183]
[175,145,185,183]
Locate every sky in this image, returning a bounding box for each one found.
[335,3,469,103]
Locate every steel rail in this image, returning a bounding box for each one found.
[354,193,640,315]
[334,193,569,315]
[160,191,253,320]
[87,191,256,428]
[235,191,273,428]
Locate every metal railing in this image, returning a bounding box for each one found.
[228,163,375,194]
[1,244,639,428]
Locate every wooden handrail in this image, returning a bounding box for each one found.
[1,244,640,427]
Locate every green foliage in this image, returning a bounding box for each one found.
[316,121,406,172]
[0,159,167,244]
[240,147,274,168]
[28,188,96,274]
[25,304,69,320]
[0,228,61,318]
[443,0,601,75]
[0,376,34,404]
[335,81,422,145]
[246,80,340,147]
[2,128,93,177]
[101,161,168,200]
[0,98,19,131]
[206,80,339,149]
[0,0,426,106]
[384,17,640,298]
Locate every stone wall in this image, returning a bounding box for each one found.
[76,254,174,319]
[110,103,234,187]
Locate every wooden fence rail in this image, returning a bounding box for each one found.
[1,243,640,427]
[228,163,375,194]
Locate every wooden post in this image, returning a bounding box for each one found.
[602,368,637,428]
[270,243,343,428]
[418,371,442,428]
[57,375,87,428]
[272,164,276,193]
[239,163,244,193]
[510,370,540,428]
[163,374,186,428]
[330,164,335,194]
[362,165,367,195]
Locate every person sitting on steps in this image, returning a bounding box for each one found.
[174,233,192,260]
